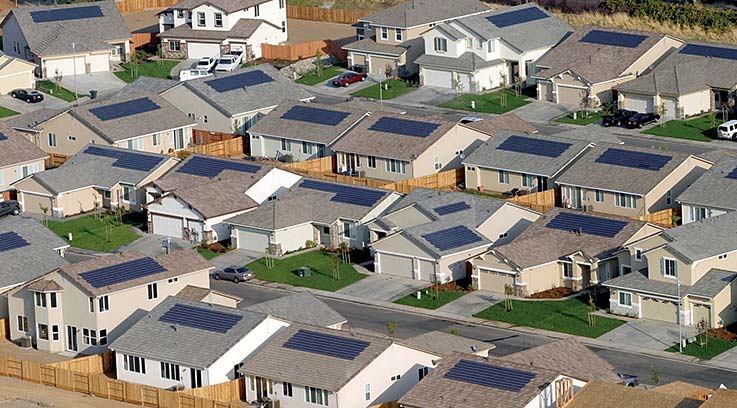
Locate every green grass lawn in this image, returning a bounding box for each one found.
[197,247,224,260]
[395,289,467,310]
[474,297,626,338]
[666,336,737,360]
[246,250,367,291]
[114,60,180,83]
[36,80,78,102]
[47,213,141,252]
[642,116,723,142]
[554,111,603,125]
[350,79,414,100]
[439,90,531,114]
[0,106,20,119]
[295,66,343,86]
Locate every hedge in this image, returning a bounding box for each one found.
[603,0,737,33]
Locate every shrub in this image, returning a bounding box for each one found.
[603,0,737,33]
[305,240,317,248]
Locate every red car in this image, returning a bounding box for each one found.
[332,72,367,87]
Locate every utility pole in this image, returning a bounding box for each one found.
[71,42,78,102]
[677,278,683,353]
[378,70,383,105]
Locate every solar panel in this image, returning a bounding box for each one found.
[680,44,737,61]
[205,70,274,92]
[579,30,647,48]
[159,304,242,334]
[89,97,161,121]
[0,132,7,142]
[422,225,483,252]
[78,257,166,288]
[594,148,672,171]
[725,167,737,180]
[486,7,549,28]
[283,329,369,360]
[281,105,351,126]
[444,359,536,392]
[30,5,103,23]
[175,156,261,178]
[497,135,573,158]
[85,146,163,172]
[434,201,471,216]
[0,232,30,253]
[300,179,386,207]
[368,117,441,138]
[546,212,628,238]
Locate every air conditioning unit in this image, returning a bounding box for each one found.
[168,383,185,391]
[17,336,31,348]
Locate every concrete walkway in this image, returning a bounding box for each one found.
[208,248,264,269]
[598,319,699,352]
[336,273,427,302]
[437,290,502,316]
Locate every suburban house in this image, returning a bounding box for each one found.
[0,51,36,94]
[605,211,737,328]
[0,127,46,200]
[555,143,712,218]
[415,3,571,91]
[616,42,737,118]
[175,285,242,308]
[8,95,197,157]
[244,291,347,329]
[157,0,287,60]
[110,296,289,389]
[676,157,737,224]
[463,130,592,194]
[369,188,540,282]
[13,144,178,218]
[248,102,369,162]
[146,154,301,243]
[655,381,712,401]
[533,26,683,106]
[564,381,703,408]
[457,112,537,138]
[470,208,661,295]
[0,0,131,78]
[225,178,401,254]
[343,0,489,77]
[6,250,214,355]
[239,324,441,407]
[403,331,493,357]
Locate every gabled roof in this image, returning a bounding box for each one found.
[661,211,737,263]
[415,52,504,73]
[403,331,492,357]
[0,216,68,289]
[159,18,275,41]
[245,291,347,328]
[604,267,737,299]
[459,113,537,136]
[676,157,737,211]
[341,37,407,56]
[5,108,65,133]
[115,77,180,99]
[0,126,47,168]
[655,381,712,400]
[701,389,737,407]
[564,381,702,408]
[359,0,489,28]
[165,0,270,13]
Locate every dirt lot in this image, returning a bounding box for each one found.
[286,18,355,43]
[0,377,137,408]
[0,341,67,365]
[122,8,165,33]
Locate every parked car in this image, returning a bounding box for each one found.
[213,265,254,283]
[10,89,44,103]
[332,72,367,87]
[625,112,660,129]
[459,116,483,124]
[215,56,239,72]
[179,69,213,81]
[617,372,639,387]
[225,51,243,65]
[0,200,21,218]
[717,120,737,140]
[602,109,636,127]
[196,57,216,72]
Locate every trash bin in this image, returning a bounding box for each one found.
[89,90,98,99]
[297,267,311,277]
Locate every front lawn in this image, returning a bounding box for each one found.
[0,106,19,118]
[440,90,531,114]
[474,296,626,338]
[642,116,722,142]
[666,336,737,360]
[295,66,343,86]
[47,213,141,252]
[197,247,223,260]
[554,111,603,125]
[246,250,367,291]
[114,60,180,83]
[36,80,78,102]
[395,288,466,310]
[350,79,414,100]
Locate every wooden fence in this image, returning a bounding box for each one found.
[178,377,245,402]
[181,137,246,158]
[116,0,179,13]
[282,155,335,173]
[45,153,68,169]
[262,39,347,62]
[508,188,559,213]
[640,207,677,228]
[131,32,157,49]
[383,168,465,194]
[46,351,114,375]
[193,129,241,146]
[286,5,366,24]
[0,319,8,340]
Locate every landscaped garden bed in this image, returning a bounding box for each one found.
[395,280,471,310]
[439,90,531,114]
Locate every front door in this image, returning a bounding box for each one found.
[66,326,78,352]
[254,376,270,400]
[566,186,582,209]
[579,263,591,287]
[346,153,358,174]
[190,368,203,388]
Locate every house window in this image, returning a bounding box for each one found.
[173,129,186,150]
[380,27,388,40]
[68,135,77,141]
[124,355,146,374]
[418,367,429,380]
[615,193,637,209]
[214,12,223,27]
[395,29,403,42]
[666,190,672,205]
[281,138,291,151]
[148,283,158,300]
[365,383,371,401]
[191,369,203,388]
[99,329,108,346]
[48,133,57,147]
[434,37,447,52]
[391,375,401,381]
[635,248,643,261]
[52,325,59,341]
[662,258,677,278]
[126,137,144,151]
[322,226,330,234]
[343,221,352,238]
[122,184,136,204]
[619,291,632,307]
[98,295,109,312]
[38,324,49,341]
[434,156,441,171]
[34,292,46,307]
[168,277,178,283]
[152,133,161,146]
[621,265,632,275]
[719,254,728,260]
[202,115,208,124]
[595,190,604,203]
[302,141,317,154]
[281,21,286,33]
[385,159,405,174]
[367,156,377,168]
[103,190,111,199]
[83,328,97,346]
[498,232,508,240]
[522,174,534,188]
[562,262,573,278]
[17,316,28,332]
[498,170,509,184]
[279,0,285,8]
[690,206,712,222]
[169,40,181,52]
[177,10,184,18]
[161,362,180,381]
[18,164,39,180]
[466,38,473,48]
[487,39,495,52]
[197,12,205,26]
[88,297,95,313]
[283,382,293,397]
[254,4,260,16]
[476,38,483,49]
[304,386,328,406]
[49,292,57,308]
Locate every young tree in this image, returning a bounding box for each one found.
[657,102,667,128]
[453,73,464,102]
[579,89,590,119]
[504,283,514,312]
[384,63,394,80]
[157,43,164,67]
[587,293,597,327]
[386,321,398,338]
[696,318,710,348]
[314,50,324,78]
[499,72,508,108]
[39,203,49,227]
[53,68,64,93]
[650,366,661,386]
[448,328,460,336]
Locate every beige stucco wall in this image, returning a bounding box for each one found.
[0,157,45,192]
[562,186,644,218]
[413,124,487,178]
[625,36,684,78]
[114,127,194,154]
[518,262,560,296]
[336,152,414,182]
[645,156,711,214]
[33,113,108,156]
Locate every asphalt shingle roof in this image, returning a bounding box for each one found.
[341,37,407,56]
[459,113,537,136]
[245,291,347,328]
[661,211,737,263]
[159,19,274,41]
[0,216,68,289]
[167,0,269,13]
[403,331,491,357]
[114,77,180,99]
[359,0,489,28]
[676,157,737,211]
[415,52,503,73]
[0,126,47,169]
[565,381,702,408]
[604,267,737,299]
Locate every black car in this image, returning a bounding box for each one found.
[0,201,21,218]
[602,109,636,127]
[625,112,660,129]
[11,89,44,103]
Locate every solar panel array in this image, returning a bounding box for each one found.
[30,5,103,23]
[300,179,385,207]
[85,146,163,172]
[725,167,737,180]
[281,105,351,126]
[422,225,483,252]
[78,257,166,288]
[680,44,737,61]
[89,97,161,121]
[0,132,7,142]
[444,359,536,392]
[487,7,549,28]
[283,329,370,360]
[579,30,647,48]
[546,212,628,238]
[496,135,573,158]
[0,232,30,253]
[434,201,471,216]
[159,304,243,334]
[176,156,261,178]
[594,148,672,171]
[205,70,274,92]
[368,117,441,138]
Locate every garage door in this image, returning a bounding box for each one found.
[379,252,415,279]
[557,86,585,106]
[44,56,86,79]
[479,269,515,293]
[187,42,221,59]
[624,94,654,113]
[370,56,396,76]
[152,214,184,239]
[235,227,271,252]
[20,192,52,216]
[640,296,678,323]
[692,303,711,328]
[662,97,677,119]
[423,68,453,89]
[0,72,33,94]
[87,53,110,73]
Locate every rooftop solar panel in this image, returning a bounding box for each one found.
[368,117,441,138]
[283,329,370,360]
[594,148,672,171]
[175,156,261,178]
[444,359,536,392]
[546,212,628,238]
[0,132,7,142]
[680,44,737,61]
[281,105,351,126]
[300,179,385,207]
[30,5,103,23]
[579,30,647,48]
[159,304,242,334]
[85,146,163,172]
[487,7,549,28]
[89,97,161,121]
[78,257,166,288]
[422,225,483,252]
[205,70,274,92]
[725,167,737,180]
[496,135,574,158]
[434,201,471,216]
[0,232,30,253]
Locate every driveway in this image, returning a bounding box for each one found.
[59,71,126,98]
[391,85,455,107]
[208,248,263,269]
[312,75,374,96]
[0,93,69,117]
[598,319,698,351]
[514,100,574,124]
[336,273,428,302]
[114,233,193,257]
[437,290,502,316]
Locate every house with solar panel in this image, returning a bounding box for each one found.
[238,324,441,407]
[13,144,178,218]
[146,155,301,243]
[0,127,46,201]
[533,26,683,106]
[415,4,571,92]
[244,291,347,330]
[0,1,131,78]
[369,189,540,282]
[6,249,213,354]
[555,144,711,218]
[676,158,737,224]
[225,179,401,254]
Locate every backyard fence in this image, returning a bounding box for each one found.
[262,39,347,62]
[180,137,246,158]
[508,188,559,213]
[193,129,241,146]
[115,0,179,13]
[131,32,157,49]
[45,153,68,169]
[282,155,335,173]
[46,351,114,375]
[640,207,677,228]
[286,5,366,24]
[0,319,8,340]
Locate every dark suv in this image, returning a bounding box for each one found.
[11,89,44,103]
[625,112,660,129]
[0,200,21,218]
[602,109,636,127]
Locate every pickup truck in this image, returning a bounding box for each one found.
[179,69,213,81]
[215,55,240,72]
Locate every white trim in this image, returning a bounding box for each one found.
[374,248,435,263]
[477,266,516,275]
[558,182,643,198]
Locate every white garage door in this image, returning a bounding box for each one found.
[187,42,221,59]
[423,68,453,89]
[624,94,654,113]
[480,270,515,293]
[87,53,110,73]
[235,227,271,252]
[662,98,677,119]
[379,252,415,279]
[151,214,184,239]
[44,56,86,79]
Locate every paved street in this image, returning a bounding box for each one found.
[599,319,699,351]
[0,94,69,117]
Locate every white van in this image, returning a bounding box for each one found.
[717,120,737,140]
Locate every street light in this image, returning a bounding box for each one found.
[677,278,683,353]
[71,42,78,102]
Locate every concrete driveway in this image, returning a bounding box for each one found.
[312,74,374,96]
[598,319,698,351]
[391,85,455,106]
[437,290,501,316]
[337,273,428,302]
[115,233,193,257]
[514,100,574,124]
[59,71,126,98]
[0,93,69,117]
[208,248,263,269]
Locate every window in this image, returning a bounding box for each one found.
[126,137,144,151]
[662,258,677,278]
[161,362,180,381]
[254,4,260,16]
[498,232,508,240]
[487,39,495,52]
[322,226,330,234]
[434,37,447,52]
[562,262,573,278]
[173,129,186,151]
[595,190,604,203]
[621,265,632,275]
[177,10,183,18]
[51,325,59,341]
[50,292,57,308]
[202,115,208,124]
[615,193,637,209]
[98,295,109,312]
[476,38,482,49]
[34,292,46,307]
[99,329,108,346]
[498,170,509,184]
[148,283,158,300]
[103,190,111,199]
[305,386,328,406]
[281,138,292,151]
[169,40,181,52]
[83,328,97,346]
[385,159,405,174]
[690,206,712,222]
[367,156,377,168]
[68,135,77,142]
[152,133,161,146]
[282,382,293,397]
[48,133,57,147]
[281,20,286,33]
[418,367,429,380]
[466,38,473,48]
[434,156,441,171]
[395,29,403,42]
[343,221,352,238]
[666,190,672,205]
[17,316,28,332]
[391,375,401,381]
[18,164,38,180]
[619,291,632,307]
[279,0,285,8]
[302,141,316,155]
[197,12,205,26]
[719,254,728,260]
[122,184,136,204]
[124,355,146,374]
[365,383,371,401]
[190,368,203,388]
[168,277,178,283]
[187,113,195,120]
[88,297,95,313]
[380,27,388,40]
[38,324,49,341]
[522,173,534,188]
[214,12,223,27]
